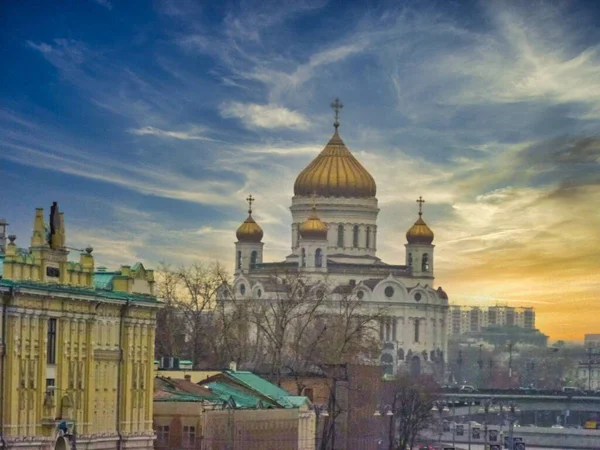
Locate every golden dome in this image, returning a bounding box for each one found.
[294,128,376,198]
[406,216,434,245]
[406,197,434,244]
[236,214,263,242]
[299,205,328,240]
[236,194,263,242]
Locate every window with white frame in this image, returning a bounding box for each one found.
[156,425,170,445]
[183,425,196,447]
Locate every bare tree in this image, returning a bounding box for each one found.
[154,265,186,359]
[154,262,228,367]
[381,375,438,450]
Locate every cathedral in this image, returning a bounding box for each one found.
[227,100,449,377]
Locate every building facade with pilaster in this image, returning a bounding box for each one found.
[0,202,161,450]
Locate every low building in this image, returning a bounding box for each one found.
[0,202,161,450]
[153,368,315,450]
[278,364,385,450]
[576,360,600,391]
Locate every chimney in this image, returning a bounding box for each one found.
[0,219,8,253]
[184,374,191,382]
[229,361,237,372]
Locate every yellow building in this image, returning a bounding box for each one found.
[0,202,162,450]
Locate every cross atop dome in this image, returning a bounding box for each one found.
[416,196,425,216]
[236,194,263,243]
[246,194,255,214]
[331,98,343,129]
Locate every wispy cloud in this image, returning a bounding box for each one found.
[4,1,600,339]
[91,0,112,10]
[219,102,310,130]
[128,126,214,141]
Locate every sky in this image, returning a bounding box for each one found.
[1,0,599,341]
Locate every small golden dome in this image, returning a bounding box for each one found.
[299,206,328,240]
[406,196,434,244]
[236,194,263,242]
[406,216,434,244]
[236,214,263,242]
[294,128,376,198]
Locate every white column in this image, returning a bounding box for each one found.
[292,224,298,249]
[344,223,353,248]
[372,226,377,251]
[359,224,367,248]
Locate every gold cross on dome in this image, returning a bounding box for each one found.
[331,98,343,128]
[416,196,425,215]
[246,194,255,214]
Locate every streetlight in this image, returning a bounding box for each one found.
[477,344,484,388]
[498,401,519,450]
[431,401,450,445]
[373,405,394,450]
[586,345,597,391]
[508,341,514,384]
[310,404,329,450]
[480,398,493,450]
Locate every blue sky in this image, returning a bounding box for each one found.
[1,0,599,339]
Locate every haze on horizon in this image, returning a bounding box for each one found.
[1,0,599,341]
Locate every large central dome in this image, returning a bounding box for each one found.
[294,128,377,198]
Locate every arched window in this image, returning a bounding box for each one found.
[353,225,359,247]
[397,348,405,361]
[422,253,429,272]
[337,224,344,247]
[408,253,413,267]
[300,248,306,267]
[414,319,420,343]
[250,251,257,269]
[236,251,242,269]
[366,226,371,248]
[410,355,421,377]
[315,248,323,268]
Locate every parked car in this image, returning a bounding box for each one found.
[562,386,585,395]
[459,385,477,392]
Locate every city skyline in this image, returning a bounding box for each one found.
[1,0,599,341]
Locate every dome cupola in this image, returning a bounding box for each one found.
[299,201,328,240]
[236,195,263,242]
[406,196,434,245]
[293,99,376,198]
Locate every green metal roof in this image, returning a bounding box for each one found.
[154,377,219,403]
[204,381,272,409]
[224,370,296,404]
[93,272,116,290]
[286,396,310,408]
[199,370,310,409]
[0,279,160,304]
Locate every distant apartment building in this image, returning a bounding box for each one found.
[584,334,600,348]
[448,305,536,336]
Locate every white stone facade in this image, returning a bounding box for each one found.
[225,126,449,377]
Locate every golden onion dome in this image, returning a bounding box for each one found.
[406,196,434,244]
[294,127,376,198]
[236,214,263,242]
[299,205,328,240]
[236,195,263,242]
